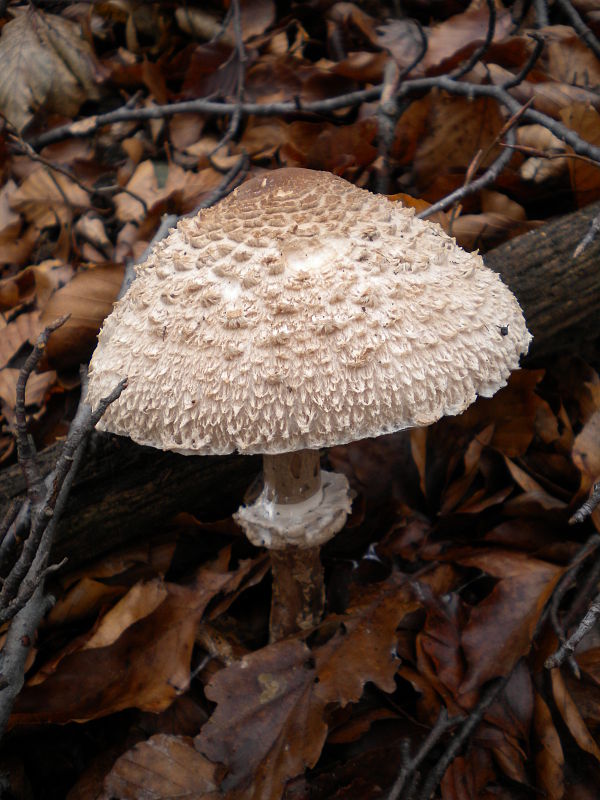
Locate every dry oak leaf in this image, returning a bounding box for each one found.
[0,9,102,132]
[101,734,222,800]
[456,549,564,693]
[196,572,418,799]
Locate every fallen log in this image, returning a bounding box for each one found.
[0,200,598,569]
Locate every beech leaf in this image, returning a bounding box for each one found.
[0,10,101,132]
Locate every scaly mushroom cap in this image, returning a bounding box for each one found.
[87,168,531,455]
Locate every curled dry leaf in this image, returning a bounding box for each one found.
[11,552,266,726]
[0,9,102,132]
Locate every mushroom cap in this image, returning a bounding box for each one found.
[87,168,531,455]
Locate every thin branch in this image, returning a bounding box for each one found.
[417,675,510,800]
[502,33,545,89]
[28,73,600,164]
[417,125,516,219]
[545,592,600,669]
[569,480,600,524]
[534,0,549,28]
[573,213,600,258]
[554,0,600,60]
[450,0,496,80]
[210,0,247,154]
[387,708,463,800]
[15,316,69,506]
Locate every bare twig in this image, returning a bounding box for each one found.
[210,0,247,154]
[450,0,495,80]
[546,591,600,669]
[387,708,463,800]
[0,352,125,738]
[502,33,545,89]
[554,0,600,59]
[534,0,549,28]
[27,78,600,165]
[418,675,510,800]
[574,215,600,258]
[417,125,516,219]
[15,316,69,506]
[570,481,600,524]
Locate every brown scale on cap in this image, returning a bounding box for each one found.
[87,168,531,455]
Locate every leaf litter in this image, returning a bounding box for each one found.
[0,0,600,798]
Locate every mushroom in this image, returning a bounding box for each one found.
[86,168,531,641]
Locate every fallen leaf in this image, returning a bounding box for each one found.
[11,557,253,725]
[196,572,417,798]
[0,9,102,132]
[456,550,563,692]
[39,262,125,369]
[101,734,221,800]
[0,311,41,369]
[534,692,564,800]
[572,409,600,491]
[10,166,90,228]
[551,668,600,762]
[0,367,56,413]
[114,162,223,223]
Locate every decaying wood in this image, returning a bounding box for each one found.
[0,200,598,570]
[484,199,600,360]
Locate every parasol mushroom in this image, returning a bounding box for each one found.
[86,168,531,641]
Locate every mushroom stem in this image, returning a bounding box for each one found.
[235,449,351,641]
[269,545,325,642]
[262,450,324,642]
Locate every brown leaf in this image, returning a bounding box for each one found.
[0,368,56,415]
[451,213,543,252]
[196,573,417,798]
[453,370,547,458]
[413,93,505,192]
[551,668,600,762]
[10,166,90,228]
[101,734,221,800]
[572,409,600,491]
[457,550,563,693]
[10,560,246,726]
[534,692,564,800]
[560,104,600,207]
[0,9,102,132]
[114,162,223,223]
[0,311,41,369]
[40,263,125,369]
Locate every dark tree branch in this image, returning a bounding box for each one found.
[546,592,600,670]
[449,0,495,80]
[387,708,464,800]
[554,0,600,59]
